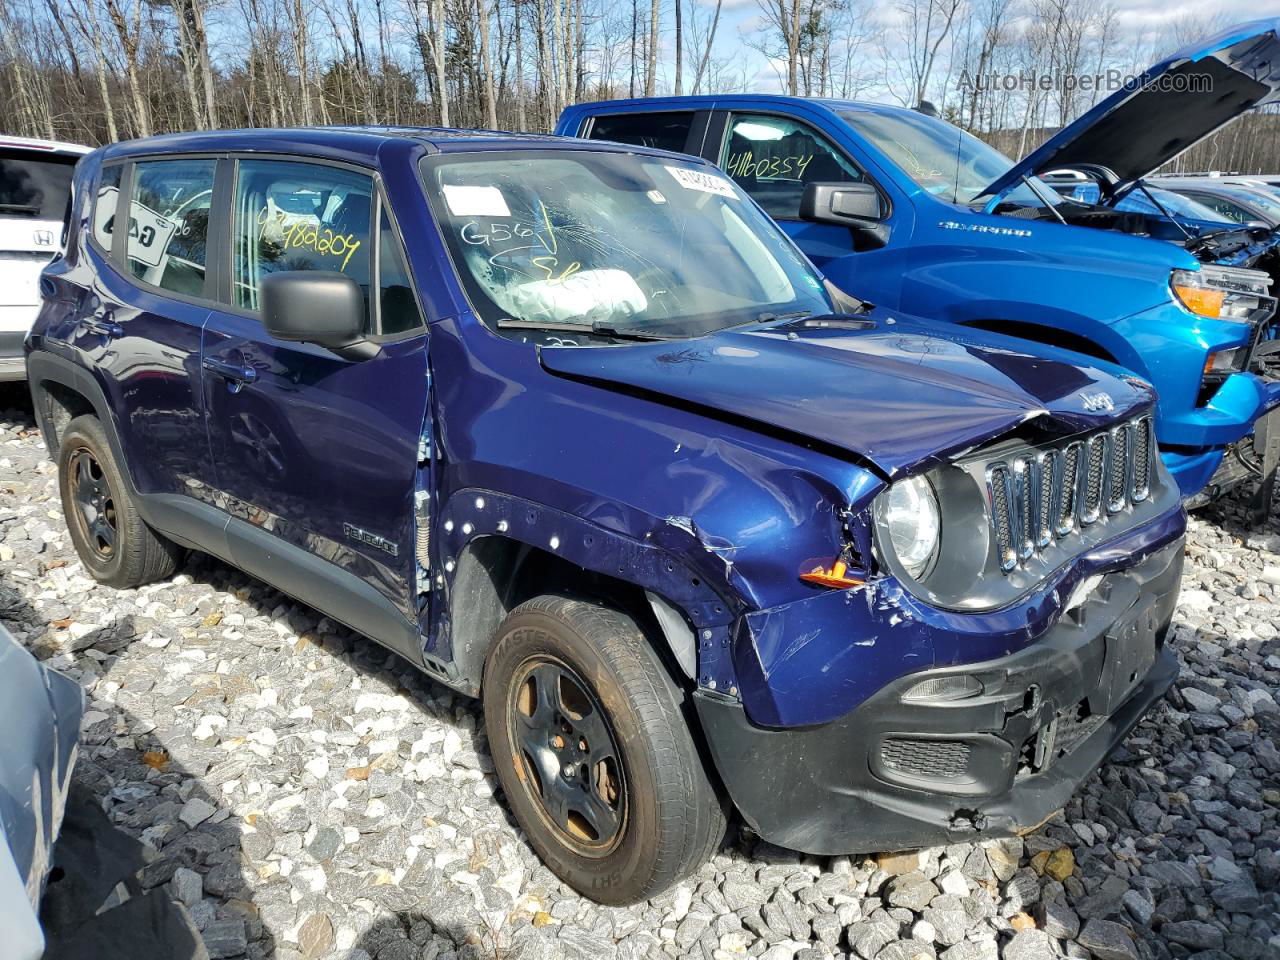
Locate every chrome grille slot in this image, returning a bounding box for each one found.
[988,464,1016,572]
[1056,442,1081,535]
[1131,417,1152,502]
[1017,460,1035,561]
[1036,451,1056,548]
[1081,434,1106,524]
[1107,424,1130,514]
[982,416,1156,575]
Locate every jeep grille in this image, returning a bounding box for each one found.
[987,417,1154,574]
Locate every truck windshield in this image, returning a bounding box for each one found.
[0,151,76,220]
[425,151,833,339]
[839,108,1060,210]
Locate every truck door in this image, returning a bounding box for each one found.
[705,111,906,309]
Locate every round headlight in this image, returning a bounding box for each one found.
[881,475,941,579]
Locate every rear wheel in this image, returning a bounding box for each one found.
[57,415,183,588]
[483,594,725,904]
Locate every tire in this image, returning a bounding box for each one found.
[57,415,183,588]
[483,594,726,904]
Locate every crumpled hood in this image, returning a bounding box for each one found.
[982,18,1280,198]
[538,313,1153,478]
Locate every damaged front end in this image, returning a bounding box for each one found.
[692,407,1186,855]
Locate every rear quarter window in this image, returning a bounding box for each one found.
[586,113,695,153]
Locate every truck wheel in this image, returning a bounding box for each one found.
[57,415,183,588]
[483,594,726,904]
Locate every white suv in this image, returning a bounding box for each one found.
[0,136,89,381]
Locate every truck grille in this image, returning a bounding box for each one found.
[987,417,1154,573]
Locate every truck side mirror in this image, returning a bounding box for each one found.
[260,271,376,360]
[800,182,889,245]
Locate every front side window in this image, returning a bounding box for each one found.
[587,112,695,153]
[232,159,373,323]
[92,164,122,251]
[377,203,419,335]
[126,158,215,297]
[0,150,77,221]
[720,114,864,219]
[427,151,832,340]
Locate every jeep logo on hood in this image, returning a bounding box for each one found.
[1081,391,1115,412]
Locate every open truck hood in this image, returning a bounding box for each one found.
[982,19,1280,199]
[537,314,1152,479]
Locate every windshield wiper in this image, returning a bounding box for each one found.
[496,317,669,341]
[711,310,814,335]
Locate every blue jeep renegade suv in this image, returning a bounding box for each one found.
[28,127,1185,903]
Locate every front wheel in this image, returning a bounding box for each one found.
[483,595,725,904]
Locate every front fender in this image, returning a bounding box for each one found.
[435,490,744,693]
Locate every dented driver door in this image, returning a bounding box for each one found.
[199,157,428,643]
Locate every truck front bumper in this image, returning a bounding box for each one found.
[695,538,1183,855]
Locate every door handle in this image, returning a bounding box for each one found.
[202,356,258,389]
[82,315,122,339]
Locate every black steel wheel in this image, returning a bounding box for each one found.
[506,656,626,855]
[57,415,183,588]
[66,447,118,560]
[483,594,726,904]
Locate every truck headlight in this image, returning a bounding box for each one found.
[876,475,940,579]
[1171,265,1272,321]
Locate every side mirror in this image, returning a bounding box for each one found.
[800,182,889,245]
[259,271,375,360]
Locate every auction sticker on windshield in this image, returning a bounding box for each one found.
[664,166,737,199]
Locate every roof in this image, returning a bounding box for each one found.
[563,94,914,116]
[0,135,91,157]
[95,124,703,167]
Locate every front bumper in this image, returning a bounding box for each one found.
[696,537,1182,855]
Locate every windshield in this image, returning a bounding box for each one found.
[1066,182,1232,224]
[426,151,833,339]
[0,151,77,220]
[840,108,1059,208]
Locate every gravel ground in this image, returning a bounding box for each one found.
[2,381,1278,960]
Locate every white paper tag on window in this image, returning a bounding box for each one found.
[442,184,512,218]
[664,165,737,199]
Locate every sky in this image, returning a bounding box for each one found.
[698,0,1274,98]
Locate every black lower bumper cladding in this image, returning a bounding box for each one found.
[696,540,1183,855]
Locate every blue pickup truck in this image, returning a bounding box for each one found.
[557,18,1280,511]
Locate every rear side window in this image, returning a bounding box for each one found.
[126,158,216,297]
[92,164,122,251]
[720,114,864,219]
[587,112,694,154]
[232,159,373,325]
[0,150,76,221]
